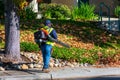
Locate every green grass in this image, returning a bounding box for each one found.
[52,46,119,64]
[0,42,4,49]
[20,42,40,52]
[0,24,4,30]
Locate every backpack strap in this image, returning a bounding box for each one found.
[48,27,53,34]
[41,26,53,35]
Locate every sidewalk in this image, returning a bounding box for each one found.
[0,67,120,80]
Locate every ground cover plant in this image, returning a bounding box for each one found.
[0,19,120,66]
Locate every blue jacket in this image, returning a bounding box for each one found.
[49,29,57,39]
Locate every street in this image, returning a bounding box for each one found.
[58,75,120,80]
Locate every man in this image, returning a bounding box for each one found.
[40,20,57,73]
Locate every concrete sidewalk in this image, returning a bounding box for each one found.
[0,67,120,80]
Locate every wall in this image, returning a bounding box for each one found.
[89,0,120,16]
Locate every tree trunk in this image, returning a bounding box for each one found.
[4,0,21,62]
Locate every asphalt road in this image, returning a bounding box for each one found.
[56,75,120,80]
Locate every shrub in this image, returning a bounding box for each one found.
[19,7,37,20]
[39,3,71,19]
[71,2,97,20]
[20,42,39,52]
[114,6,120,17]
[0,1,4,19]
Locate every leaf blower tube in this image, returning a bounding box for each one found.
[42,29,70,48]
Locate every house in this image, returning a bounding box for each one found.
[41,0,120,16]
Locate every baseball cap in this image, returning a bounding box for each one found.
[45,20,51,25]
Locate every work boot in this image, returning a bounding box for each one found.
[42,68,50,73]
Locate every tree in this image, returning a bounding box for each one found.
[4,0,21,62]
[3,0,29,62]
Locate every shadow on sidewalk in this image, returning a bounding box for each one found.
[15,69,44,74]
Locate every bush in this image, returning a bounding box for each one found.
[114,6,120,17]
[71,2,97,20]
[19,7,37,20]
[39,3,71,19]
[20,42,39,52]
[0,1,4,19]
